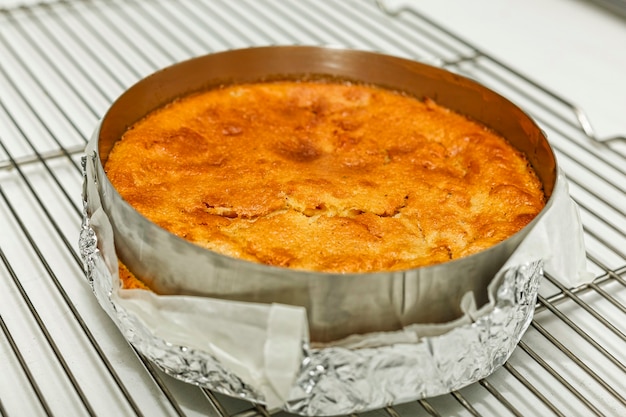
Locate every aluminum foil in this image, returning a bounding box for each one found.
[81,203,541,415]
[287,261,541,415]
[79,157,556,415]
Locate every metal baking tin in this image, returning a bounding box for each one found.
[92,46,557,343]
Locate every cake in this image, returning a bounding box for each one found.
[105,80,545,284]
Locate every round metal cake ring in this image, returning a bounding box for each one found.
[92,45,557,344]
[79,200,544,414]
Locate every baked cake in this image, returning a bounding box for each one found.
[105,80,545,282]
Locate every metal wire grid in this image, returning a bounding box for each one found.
[0,0,624,416]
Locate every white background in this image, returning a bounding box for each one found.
[391,0,626,140]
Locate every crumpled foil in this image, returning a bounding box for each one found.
[288,261,541,415]
[80,205,265,402]
[79,157,550,415]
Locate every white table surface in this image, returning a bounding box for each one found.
[389,0,626,140]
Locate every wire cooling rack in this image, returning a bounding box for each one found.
[0,0,624,416]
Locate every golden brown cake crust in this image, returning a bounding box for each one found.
[105,81,545,273]
[118,262,149,290]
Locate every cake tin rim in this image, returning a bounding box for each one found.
[93,44,558,282]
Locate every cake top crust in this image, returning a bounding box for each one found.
[105,81,545,273]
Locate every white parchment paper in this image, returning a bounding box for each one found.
[85,151,307,408]
[84,139,591,408]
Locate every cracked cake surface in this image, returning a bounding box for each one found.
[104,80,546,273]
